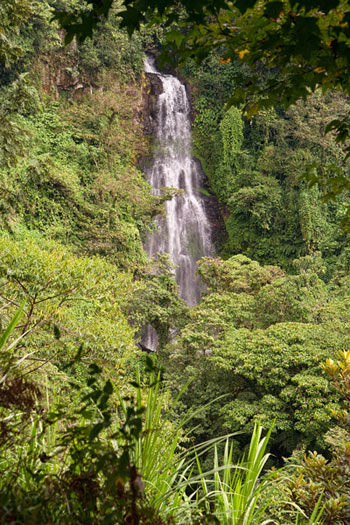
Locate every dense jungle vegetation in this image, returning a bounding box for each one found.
[2,0,350,523]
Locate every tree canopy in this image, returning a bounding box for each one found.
[54,0,348,110]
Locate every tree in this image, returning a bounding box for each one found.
[0,0,31,67]
[160,255,350,457]
[287,350,350,524]
[0,235,137,368]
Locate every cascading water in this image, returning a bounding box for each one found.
[143,58,214,349]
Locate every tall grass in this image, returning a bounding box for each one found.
[115,368,195,521]
[115,367,325,524]
[195,423,274,524]
[115,368,274,522]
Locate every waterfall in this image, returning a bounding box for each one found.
[143,58,214,349]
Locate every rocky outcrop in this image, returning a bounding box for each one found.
[142,71,163,135]
[192,158,227,251]
[38,57,96,101]
[36,33,96,101]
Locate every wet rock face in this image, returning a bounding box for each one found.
[147,72,164,96]
[199,191,227,252]
[143,71,164,136]
[192,158,227,251]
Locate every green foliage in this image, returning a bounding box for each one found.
[74,1,146,78]
[0,346,164,522]
[53,0,114,44]
[163,255,350,459]
[190,68,349,270]
[255,272,328,327]
[0,76,164,269]
[0,0,31,68]
[196,423,274,524]
[0,4,190,455]
[2,312,310,524]
[0,234,137,376]
[198,255,284,295]
[3,4,350,523]
[220,106,243,167]
[285,351,350,524]
[226,174,282,233]
[0,74,38,168]
[192,96,222,189]
[5,0,145,81]
[129,254,189,348]
[52,0,350,126]
[23,0,350,216]
[211,323,342,449]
